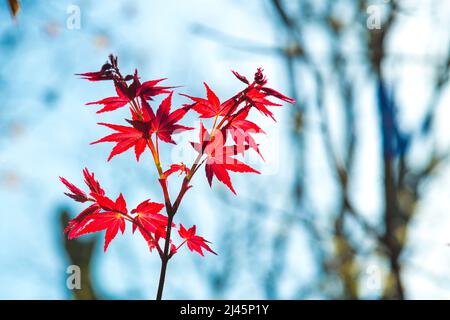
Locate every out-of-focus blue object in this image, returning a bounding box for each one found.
[377,79,411,158]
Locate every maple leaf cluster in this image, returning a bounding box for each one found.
[61,54,294,256]
[60,168,214,255]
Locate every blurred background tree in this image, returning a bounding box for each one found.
[60,209,99,299]
[193,0,450,299]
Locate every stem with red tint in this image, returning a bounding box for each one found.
[155,89,248,299]
[156,209,174,300]
[155,153,204,299]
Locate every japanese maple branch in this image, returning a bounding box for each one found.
[64,57,288,303]
[155,151,203,300]
[126,96,176,298]
[80,195,165,258]
[155,93,245,300]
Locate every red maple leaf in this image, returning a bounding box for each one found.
[85,83,130,114]
[181,83,235,118]
[231,70,250,85]
[61,168,107,238]
[164,163,190,178]
[192,123,259,194]
[60,167,106,202]
[82,167,105,196]
[91,122,148,161]
[76,71,113,82]
[67,193,128,251]
[64,203,101,239]
[92,94,192,160]
[232,68,295,121]
[259,86,296,104]
[80,56,175,114]
[59,176,88,203]
[122,71,177,103]
[91,192,127,213]
[76,212,126,252]
[76,65,114,82]
[76,55,119,82]
[170,243,178,256]
[130,92,192,144]
[137,78,174,101]
[131,199,167,250]
[244,87,283,121]
[224,107,265,158]
[178,224,216,256]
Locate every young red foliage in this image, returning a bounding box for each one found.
[85,83,130,114]
[178,224,217,256]
[223,107,265,158]
[59,177,88,203]
[75,55,117,82]
[231,70,250,85]
[232,68,296,121]
[77,212,126,252]
[181,83,233,118]
[63,55,295,299]
[91,122,148,161]
[164,163,190,178]
[131,199,167,251]
[137,78,174,101]
[135,92,193,144]
[74,193,127,251]
[64,204,101,240]
[61,169,167,252]
[83,167,105,195]
[191,123,259,195]
[91,93,194,162]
